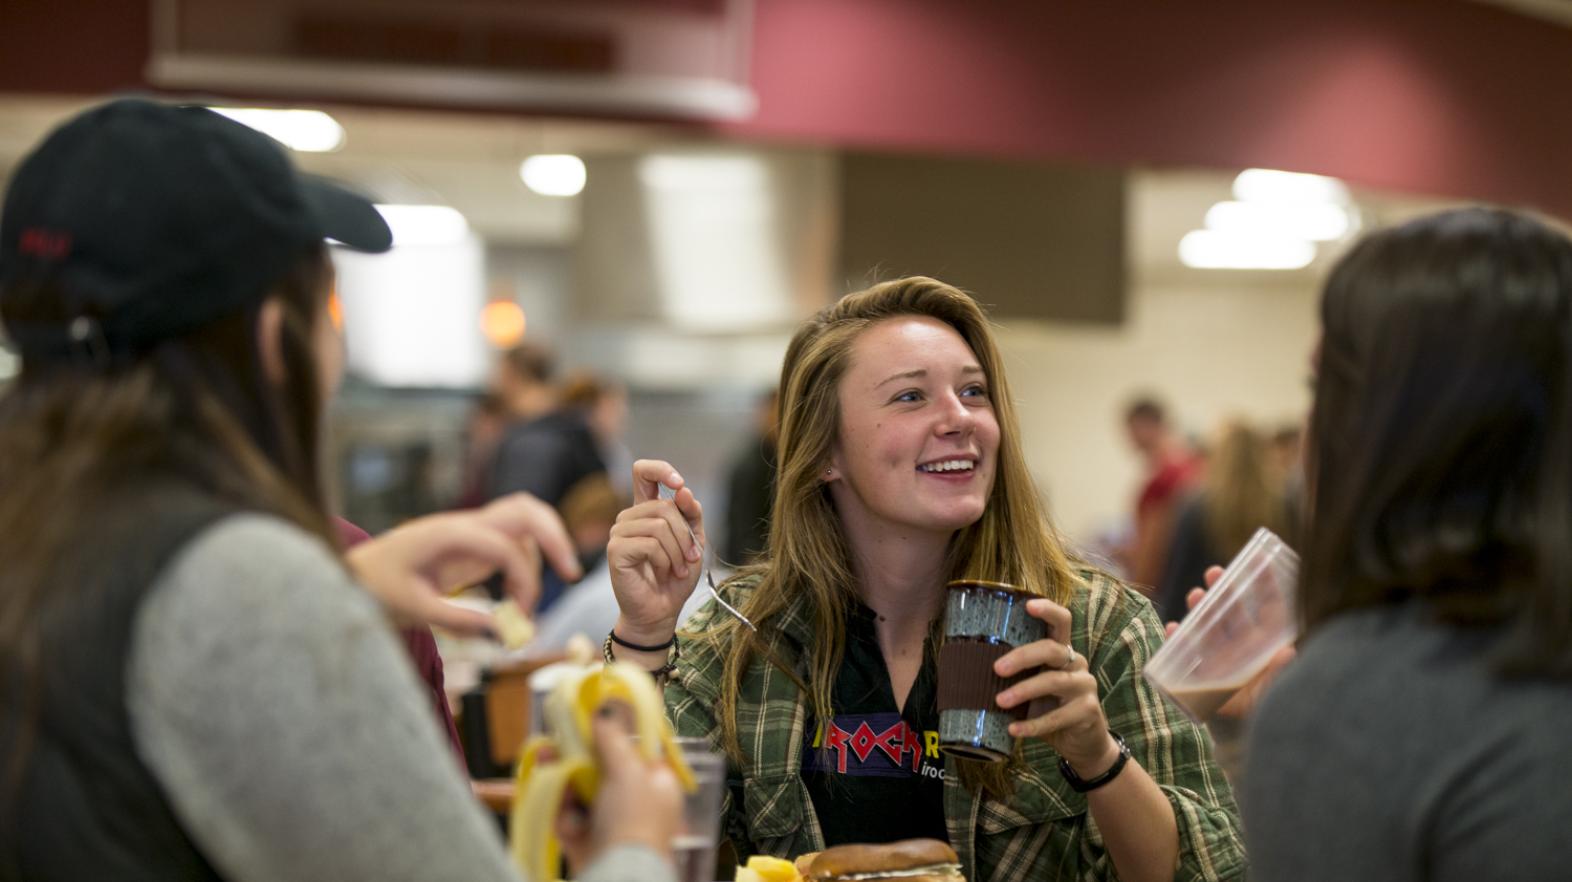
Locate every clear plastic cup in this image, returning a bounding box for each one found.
[1143,527,1299,724]
[670,737,726,882]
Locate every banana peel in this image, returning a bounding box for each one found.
[736,855,804,882]
[511,661,697,882]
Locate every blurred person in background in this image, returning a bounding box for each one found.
[1244,207,1572,881]
[1154,420,1288,785]
[607,278,1244,881]
[1156,420,1288,626]
[1267,422,1307,546]
[559,473,624,576]
[1266,424,1302,482]
[0,99,679,882]
[533,472,622,613]
[1119,396,1203,591]
[484,341,607,510]
[560,370,634,497]
[720,388,779,565]
[453,390,508,509]
[484,348,608,609]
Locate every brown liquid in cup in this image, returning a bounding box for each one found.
[1165,682,1248,721]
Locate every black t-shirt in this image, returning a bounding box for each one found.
[802,605,948,846]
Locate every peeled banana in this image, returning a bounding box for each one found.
[492,598,536,650]
[510,661,697,882]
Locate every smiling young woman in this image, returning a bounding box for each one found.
[605,277,1244,882]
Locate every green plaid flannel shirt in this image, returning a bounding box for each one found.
[664,568,1246,881]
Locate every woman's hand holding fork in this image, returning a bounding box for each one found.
[606,459,707,657]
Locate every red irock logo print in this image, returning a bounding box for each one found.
[805,712,945,780]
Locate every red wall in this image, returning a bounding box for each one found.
[3,0,1570,216]
[728,0,1572,217]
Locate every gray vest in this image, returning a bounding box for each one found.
[1,482,235,881]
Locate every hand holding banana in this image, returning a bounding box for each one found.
[511,662,696,882]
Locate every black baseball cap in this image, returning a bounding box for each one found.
[0,97,392,363]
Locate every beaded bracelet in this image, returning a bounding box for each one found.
[602,630,679,682]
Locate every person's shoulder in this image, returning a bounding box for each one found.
[178,512,340,571]
[1071,565,1158,633]
[534,408,594,437]
[1252,606,1440,735]
[499,414,554,444]
[155,513,365,626]
[135,513,377,690]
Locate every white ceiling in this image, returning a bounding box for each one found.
[0,93,1457,280]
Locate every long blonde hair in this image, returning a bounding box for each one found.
[1202,420,1287,560]
[702,277,1079,795]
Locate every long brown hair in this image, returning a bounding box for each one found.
[0,246,339,791]
[1304,207,1572,677]
[701,276,1080,795]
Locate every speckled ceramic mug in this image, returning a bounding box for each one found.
[936,580,1048,763]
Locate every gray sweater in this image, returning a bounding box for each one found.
[127,514,675,882]
[1242,603,1572,882]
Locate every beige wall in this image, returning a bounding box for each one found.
[1000,280,1319,546]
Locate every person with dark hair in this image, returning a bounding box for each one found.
[0,99,681,881]
[720,388,780,565]
[453,390,509,509]
[1120,395,1203,590]
[560,370,634,496]
[1242,207,1572,881]
[484,343,607,510]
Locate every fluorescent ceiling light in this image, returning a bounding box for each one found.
[373,204,471,247]
[1179,229,1316,270]
[209,107,345,152]
[520,154,587,197]
[1233,168,1350,205]
[1205,200,1354,242]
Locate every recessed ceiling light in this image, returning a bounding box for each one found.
[208,107,345,152]
[520,154,587,197]
[1179,229,1316,270]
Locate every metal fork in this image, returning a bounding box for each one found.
[658,484,757,632]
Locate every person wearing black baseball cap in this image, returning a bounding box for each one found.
[0,99,681,881]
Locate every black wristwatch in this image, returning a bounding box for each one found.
[1058,731,1131,793]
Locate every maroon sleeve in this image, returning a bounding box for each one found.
[333,517,466,763]
[397,627,466,763]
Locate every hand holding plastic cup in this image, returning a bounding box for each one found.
[1143,528,1299,724]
